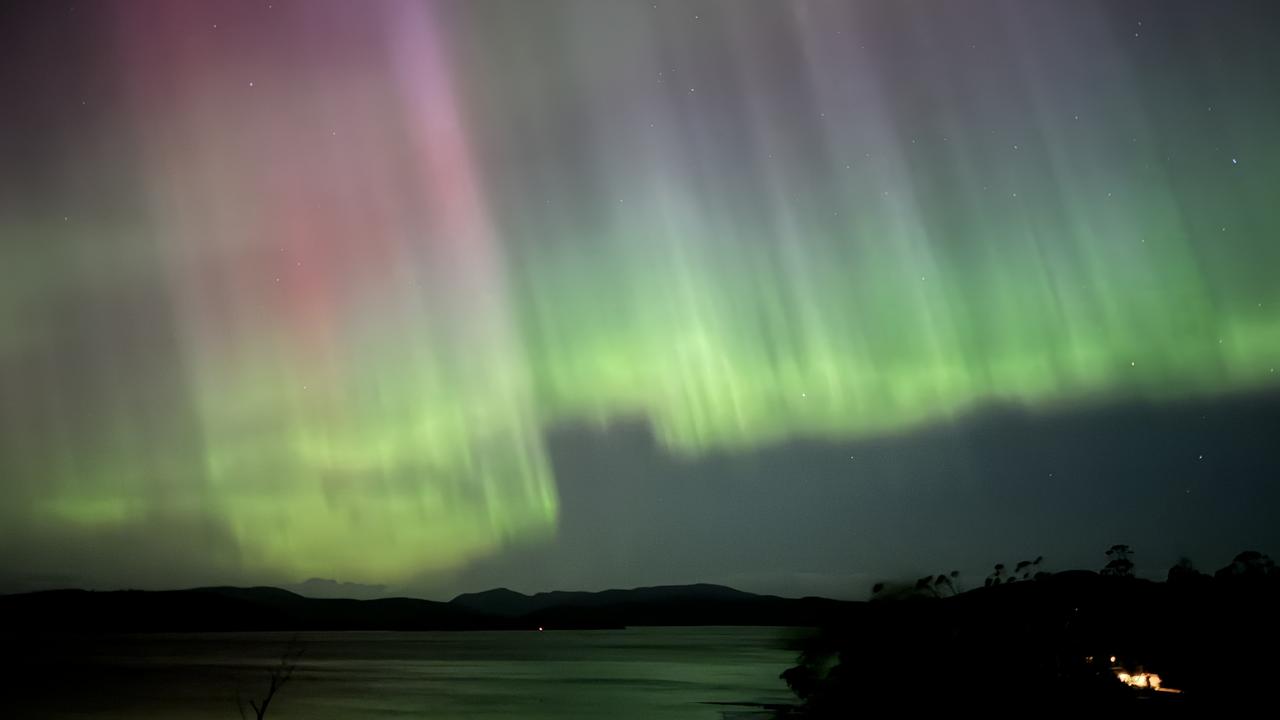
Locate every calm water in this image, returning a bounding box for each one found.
[5,627,808,719]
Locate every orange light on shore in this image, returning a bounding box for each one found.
[1115,670,1178,692]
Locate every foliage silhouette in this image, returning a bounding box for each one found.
[1101,544,1134,578]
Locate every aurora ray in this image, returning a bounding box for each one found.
[0,0,1277,588]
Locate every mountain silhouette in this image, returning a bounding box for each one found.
[0,583,853,633]
[450,583,763,616]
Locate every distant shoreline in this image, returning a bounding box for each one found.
[0,583,856,633]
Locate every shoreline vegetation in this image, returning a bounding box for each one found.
[780,547,1279,714]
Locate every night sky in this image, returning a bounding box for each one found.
[2,0,1279,600]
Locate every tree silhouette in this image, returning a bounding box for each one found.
[1012,555,1045,581]
[933,570,961,596]
[1102,544,1135,578]
[1167,556,1205,584]
[238,640,304,720]
[871,570,962,600]
[1215,550,1275,582]
[985,563,1006,587]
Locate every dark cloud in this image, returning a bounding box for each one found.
[287,578,389,600]
[421,391,1280,600]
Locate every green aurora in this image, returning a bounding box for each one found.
[1,1,1278,587]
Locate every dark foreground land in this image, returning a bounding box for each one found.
[780,567,1280,714]
[3,564,1278,715]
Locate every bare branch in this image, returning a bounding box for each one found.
[239,639,305,720]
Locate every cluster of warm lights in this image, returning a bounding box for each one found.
[1107,656,1181,693]
[1115,671,1162,690]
